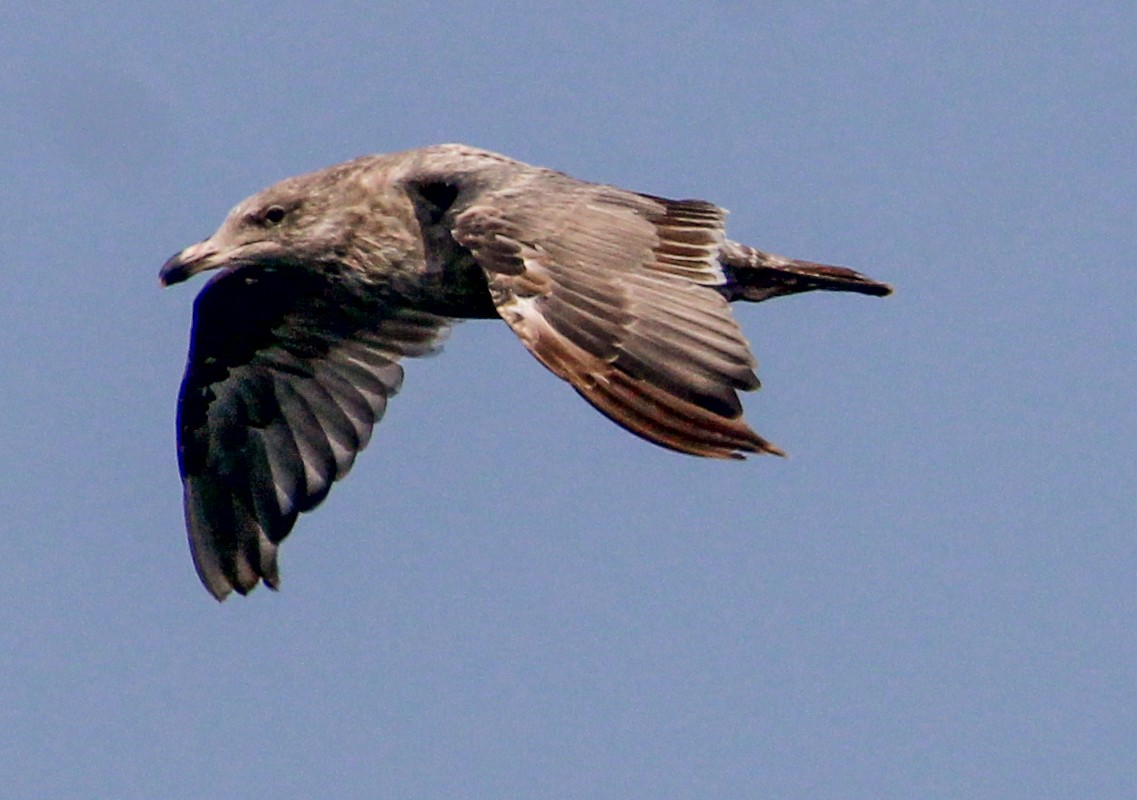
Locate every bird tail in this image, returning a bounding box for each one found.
[719,242,892,303]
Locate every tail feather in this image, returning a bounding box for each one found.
[719,241,892,303]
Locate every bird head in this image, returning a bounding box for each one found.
[159,164,381,287]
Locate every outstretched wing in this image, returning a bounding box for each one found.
[175,264,448,599]
[442,178,783,459]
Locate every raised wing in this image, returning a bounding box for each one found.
[175,264,448,599]
[445,181,783,459]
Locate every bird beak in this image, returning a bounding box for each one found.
[159,239,224,287]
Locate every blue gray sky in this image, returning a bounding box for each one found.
[2,2,1134,798]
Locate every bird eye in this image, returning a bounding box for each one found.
[263,205,286,225]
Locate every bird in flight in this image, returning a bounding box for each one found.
[161,144,891,599]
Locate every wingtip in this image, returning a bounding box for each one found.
[762,441,788,458]
[727,436,786,459]
[198,569,235,602]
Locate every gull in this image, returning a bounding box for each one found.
[160,144,892,599]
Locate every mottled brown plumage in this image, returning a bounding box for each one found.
[160,144,891,599]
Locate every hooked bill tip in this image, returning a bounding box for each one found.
[159,251,191,287]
